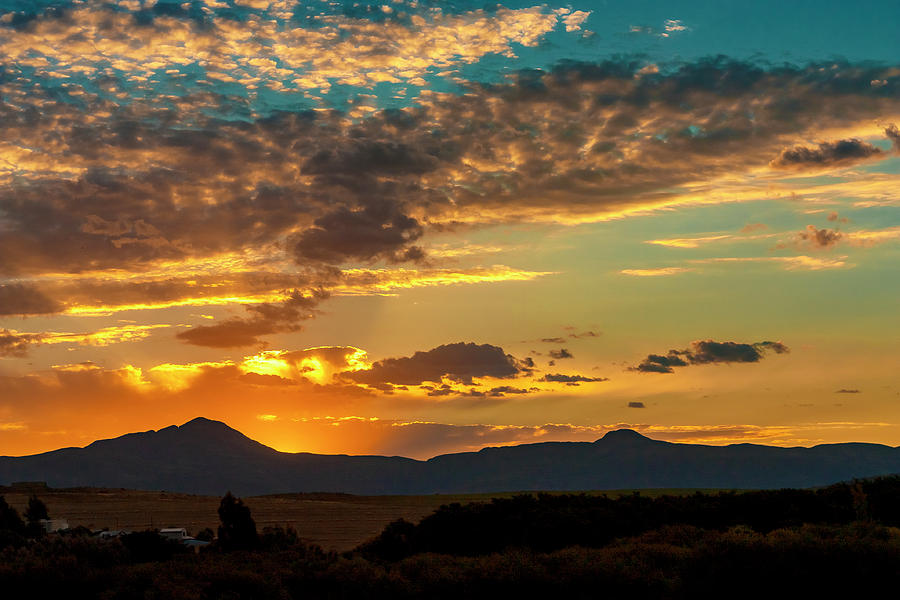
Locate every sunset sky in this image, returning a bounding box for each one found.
[1,0,899,459]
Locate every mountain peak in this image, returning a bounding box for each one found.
[598,429,652,443]
[173,417,264,448]
[179,417,231,430]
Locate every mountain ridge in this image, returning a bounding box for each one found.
[2,418,899,495]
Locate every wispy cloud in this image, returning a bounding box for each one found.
[694,255,851,271]
[1,325,170,357]
[647,235,733,248]
[620,267,693,277]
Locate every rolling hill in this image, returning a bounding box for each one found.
[2,418,900,495]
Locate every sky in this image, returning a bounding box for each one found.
[1,0,899,459]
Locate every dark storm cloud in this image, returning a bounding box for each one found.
[771,138,884,169]
[176,289,328,348]
[347,342,528,386]
[540,373,609,383]
[0,284,62,316]
[292,199,425,264]
[303,140,441,177]
[632,340,789,374]
[548,348,573,359]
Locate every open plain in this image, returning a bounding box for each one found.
[1,486,717,550]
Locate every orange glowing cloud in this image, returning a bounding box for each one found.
[4,265,550,319]
[0,324,170,357]
[620,267,693,277]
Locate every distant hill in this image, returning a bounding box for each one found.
[2,418,899,496]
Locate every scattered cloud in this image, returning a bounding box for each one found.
[632,339,789,374]
[0,3,569,97]
[557,8,591,33]
[836,389,861,394]
[628,402,646,409]
[662,19,689,36]
[630,19,689,38]
[797,225,843,249]
[568,330,601,339]
[778,222,900,252]
[345,342,531,387]
[486,386,534,396]
[548,348,573,360]
[539,373,609,383]
[886,124,900,150]
[771,138,885,169]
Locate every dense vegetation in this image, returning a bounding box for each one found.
[1,478,900,598]
[359,476,900,559]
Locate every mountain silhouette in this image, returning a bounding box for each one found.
[2,418,900,495]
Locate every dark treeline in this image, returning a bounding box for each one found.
[0,478,899,598]
[359,476,900,559]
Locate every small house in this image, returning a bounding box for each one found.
[40,518,69,533]
[159,527,189,540]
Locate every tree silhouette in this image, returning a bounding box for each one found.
[0,495,25,550]
[0,496,25,533]
[217,491,258,551]
[24,495,50,537]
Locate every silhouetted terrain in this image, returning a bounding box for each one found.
[2,418,900,495]
[3,479,900,598]
[360,477,900,559]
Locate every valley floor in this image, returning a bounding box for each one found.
[0,487,719,550]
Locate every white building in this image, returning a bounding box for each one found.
[159,527,189,540]
[40,519,69,533]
